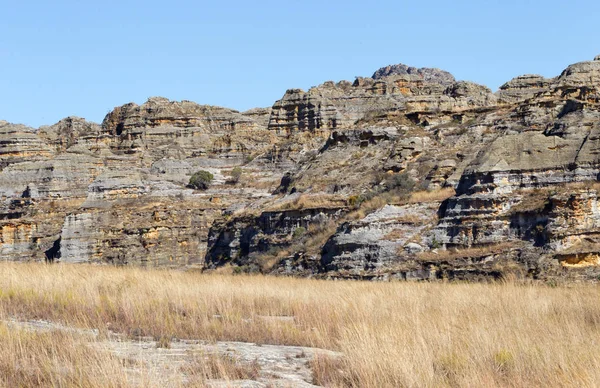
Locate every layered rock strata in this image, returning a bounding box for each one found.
[3,56,600,282]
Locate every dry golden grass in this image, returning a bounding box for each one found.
[265,193,347,211]
[382,229,408,241]
[409,187,456,203]
[416,243,514,262]
[185,352,260,385]
[240,176,280,191]
[0,324,128,387]
[345,191,404,221]
[564,181,600,192]
[1,263,600,387]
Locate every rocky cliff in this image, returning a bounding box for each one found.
[4,56,600,282]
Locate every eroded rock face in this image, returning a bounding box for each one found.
[496,75,553,104]
[372,64,456,85]
[259,55,600,281]
[5,56,600,282]
[0,98,283,265]
[102,97,279,164]
[0,121,54,168]
[421,56,600,281]
[205,207,345,269]
[60,198,219,267]
[267,71,497,134]
[38,116,108,152]
[321,204,437,276]
[102,97,262,134]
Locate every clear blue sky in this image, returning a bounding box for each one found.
[2,0,599,127]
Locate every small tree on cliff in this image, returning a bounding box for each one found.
[227,167,243,184]
[189,170,214,190]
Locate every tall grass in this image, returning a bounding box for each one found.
[0,262,600,387]
[0,324,128,387]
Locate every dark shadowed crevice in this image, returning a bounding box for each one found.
[21,186,31,198]
[115,123,125,136]
[45,238,61,263]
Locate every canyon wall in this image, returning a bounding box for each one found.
[3,56,600,281]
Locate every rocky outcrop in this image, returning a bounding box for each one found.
[496,75,553,104]
[0,121,54,168]
[60,197,220,267]
[267,69,497,134]
[557,57,600,87]
[0,99,280,265]
[242,107,272,128]
[418,56,600,281]
[321,204,436,276]
[262,55,600,281]
[38,116,109,152]
[102,97,262,134]
[205,206,345,269]
[372,64,456,85]
[101,97,278,164]
[4,56,600,282]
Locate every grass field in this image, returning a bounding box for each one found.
[0,262,599,387]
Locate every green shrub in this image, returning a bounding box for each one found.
[386,172,416,192]
[430,237,442,249]
[228,167,242,184]
[292,227,307,239]
[347,195,360,208]
[189,170,214,190]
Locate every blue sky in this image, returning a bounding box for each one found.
[2,0,599,127]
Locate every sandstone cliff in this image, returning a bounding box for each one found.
[3,56,600,282]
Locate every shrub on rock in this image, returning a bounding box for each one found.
[189,170,214,190]
[228,167,242,184]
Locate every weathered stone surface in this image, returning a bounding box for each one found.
[61,198,219,267]
[102,97,262,134]
[242,107,272,128]
[101,97,279,164]
[7,317,338,387]
[0,121,53,168]
[38,116,108,152]
[263,55,600,281]
[412,56,600,281]
[268,69,496,134]
[206,207,345,269]
[557,59,600,87]
[372,64,456,85]
[321,204,437,275]
[496,75,553,104]
[0,99,280,265]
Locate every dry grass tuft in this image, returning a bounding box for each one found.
[266,194,347,211]
[416,243,514,261]
[409,187,455,203]
[508,188,552,214]
[185,352,260,384]
[564,181,600,192]
[0,324,128,387]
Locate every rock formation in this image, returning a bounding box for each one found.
[3,55,600,282]
[372,64,456,85]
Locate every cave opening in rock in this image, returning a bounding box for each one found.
[116,123,125,136]
[21,186,31,198]
[44,238,61,263]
